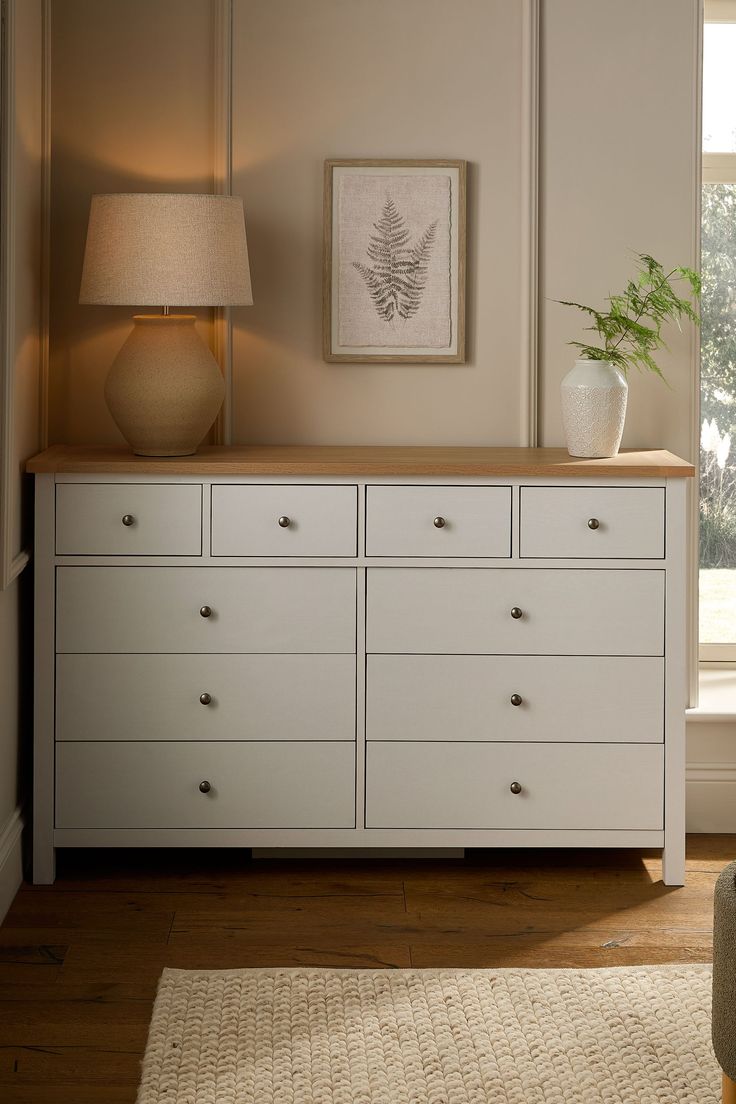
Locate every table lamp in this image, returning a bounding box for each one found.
[79,193,252,456]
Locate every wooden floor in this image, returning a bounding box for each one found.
[1,837,734,1103]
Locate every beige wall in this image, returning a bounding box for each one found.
[10,0,43,554]
[46,0,701,456]
[231,0,526,445]
[48,0,216,445]
[1,0,43,910]
[540,0,699,458]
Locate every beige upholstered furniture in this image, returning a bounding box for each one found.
[714,861,736,1104]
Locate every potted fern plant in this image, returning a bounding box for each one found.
[557,253,700,457]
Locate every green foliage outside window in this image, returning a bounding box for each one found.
[701,185,736,569]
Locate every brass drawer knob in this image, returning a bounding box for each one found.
[278,516,291,528]
[433,516,446,528]
[121,514,135,527]
[199,605,212,618]
[198,780,212,794]
[510,607,523,620]
[199,692,212,706]
[588,518,600,530]
[510,781,522,795]
[510,693,523,707]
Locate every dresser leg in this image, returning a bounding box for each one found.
[32,842,55,885]
[661,842,685,887]
[723,1072,736,1104]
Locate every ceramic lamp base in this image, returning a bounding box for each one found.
[104,315,225,456]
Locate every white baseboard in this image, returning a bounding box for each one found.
[0,806,24,922]
[686,763,736,833]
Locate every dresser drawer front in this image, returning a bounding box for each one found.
[366,655,663,743]
[56,483,202,556]
[56,742,355,829]
[211,485,358,557]
[366,742,663,829]
[520,487,664,559]
[56,567,356,653]
[366,568,664,656]
[57,654,356,742]
[366,486,511,557]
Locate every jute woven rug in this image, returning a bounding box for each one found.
[136,965,719,1103]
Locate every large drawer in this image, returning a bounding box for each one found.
[56,567,356,653]
[211,484,358,557]
[366,742,663,829]
[366,568,664,656]
[56,741,355,829]
[366,486,511,557]
[366,655,663,743]
[56,483,202,556]
[56,654,356,742]
[520,487,664,559]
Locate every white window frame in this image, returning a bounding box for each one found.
[700,0,736,661]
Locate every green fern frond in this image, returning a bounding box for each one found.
[555,251,700,379]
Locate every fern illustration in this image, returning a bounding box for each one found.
[352,195,437,323]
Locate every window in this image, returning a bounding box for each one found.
[700,4,736,659]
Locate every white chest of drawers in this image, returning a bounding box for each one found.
[28,445,693,885]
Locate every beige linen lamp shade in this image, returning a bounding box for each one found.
[79,193,253,456]
[80,193,252,306]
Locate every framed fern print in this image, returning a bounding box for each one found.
[323,159,466,362]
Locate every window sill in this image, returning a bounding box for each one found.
[687,666,736,722]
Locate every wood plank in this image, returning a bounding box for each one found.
[0,945,67,966]
[25,444,695,478]
[409,928,714,968]
[0,999,152,1046]
[0,945,66,987]
[0,1045,142,1086]
[0,927,169,948]
[61,941,411,983]
[1,1086,136,1104]
[3,894,176,937]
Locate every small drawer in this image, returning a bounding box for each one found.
[366,568,664,656]
[520,487,664,559]
[211,485,357,556]
[56,567,357,654]
[56,741,355,828]
[366,742,663,829]
[56,653,356,742]
[56,483,202,556]
[366,655,663,743]
[366,486,511,557]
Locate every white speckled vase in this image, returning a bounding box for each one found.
[561,358,628,458]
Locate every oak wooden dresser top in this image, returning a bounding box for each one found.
[26,445,695,478]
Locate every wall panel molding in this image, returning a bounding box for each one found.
[39,0,51,452]
[0,805,24,923]
[0,0,19,588]
[228,0,540,446]
[689,0,704,706]
[213,0,234,445]
[520,0,540,447]
[1,0,44,586]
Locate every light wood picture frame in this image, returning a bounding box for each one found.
[323,159,466,363]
